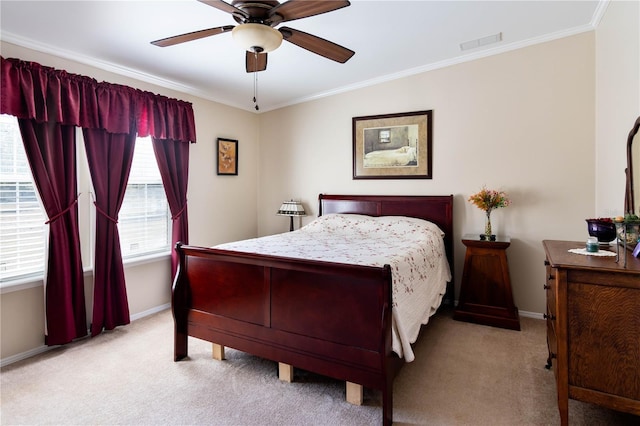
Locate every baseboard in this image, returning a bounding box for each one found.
[130,303,170,321]
[517,309,544,320]
[0,345,51,368]
[1,303,171,368]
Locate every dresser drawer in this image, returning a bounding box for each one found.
[544,260,558,377]
[545,262,558,336]
[567,282,640,400]
[545,263,557,316]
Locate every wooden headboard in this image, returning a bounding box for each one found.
[318,194,454,302]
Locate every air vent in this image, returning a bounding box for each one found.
[460,32,503,51]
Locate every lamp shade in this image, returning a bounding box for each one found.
[232,23,283,53]
[277,200,306,216]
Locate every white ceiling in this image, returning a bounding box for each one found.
[1,1,604,112]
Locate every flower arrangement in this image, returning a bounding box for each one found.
[468,187,511,239]
[468,187,511,213]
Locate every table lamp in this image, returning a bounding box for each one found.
[277,200,306,231]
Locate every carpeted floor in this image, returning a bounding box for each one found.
[1,307,638,425]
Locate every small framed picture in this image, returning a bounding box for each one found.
[217,138,238,176]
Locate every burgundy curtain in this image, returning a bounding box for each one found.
[83,128,136,336]
[1,56,196,341]
[1,57,196,142]
[152,138,190,279]
[17,119,87,345]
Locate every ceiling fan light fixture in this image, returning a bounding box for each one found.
[232,23,283,53]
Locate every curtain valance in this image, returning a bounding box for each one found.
[1,56,196,143]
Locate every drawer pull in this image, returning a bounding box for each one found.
[544,260,550,266]
[543,284,550,290]
[544,313,556,321]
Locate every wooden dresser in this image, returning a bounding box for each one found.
[542,240,640,425]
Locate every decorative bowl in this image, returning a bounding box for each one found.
[585,219,616,243]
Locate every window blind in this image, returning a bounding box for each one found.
[119,137,171,258]
[0,115,46,282]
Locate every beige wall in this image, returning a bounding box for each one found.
[595,0,640,216]
[0,42,259,362]
[258,32,596,316]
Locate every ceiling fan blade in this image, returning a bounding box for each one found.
[246,51,268,73]
[268,0,350,25]
[279,27,354,63]
[198,0,249,20]
[151,25,234,47]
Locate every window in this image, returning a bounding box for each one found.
[0,115,46,282]
[118,137,171,258]
[0,119,169,284]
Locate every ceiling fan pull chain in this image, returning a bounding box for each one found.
[252,50,259,111]
[253,65,259,111]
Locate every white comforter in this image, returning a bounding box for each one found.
[364,146,417,167]
[214,213,451,362]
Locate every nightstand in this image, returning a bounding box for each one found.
[453,234,520,330]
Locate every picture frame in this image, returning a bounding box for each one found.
[217,138,238,176]
[353,110,433,179]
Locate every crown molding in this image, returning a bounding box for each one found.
[0,31,249,111]
[272,22,598,111]
[591,0,610,28]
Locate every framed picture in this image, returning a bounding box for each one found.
[217,138,238,176]
[353,110,433,179]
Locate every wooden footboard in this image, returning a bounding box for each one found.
[172,244,398,424]
[173,194,454,425]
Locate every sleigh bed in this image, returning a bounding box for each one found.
[172,194,454,425]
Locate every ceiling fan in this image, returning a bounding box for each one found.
[151,0,355,73]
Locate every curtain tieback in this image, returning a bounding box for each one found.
[94,202,118,223]
[172,201,187,220]
[45,195,80,225]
